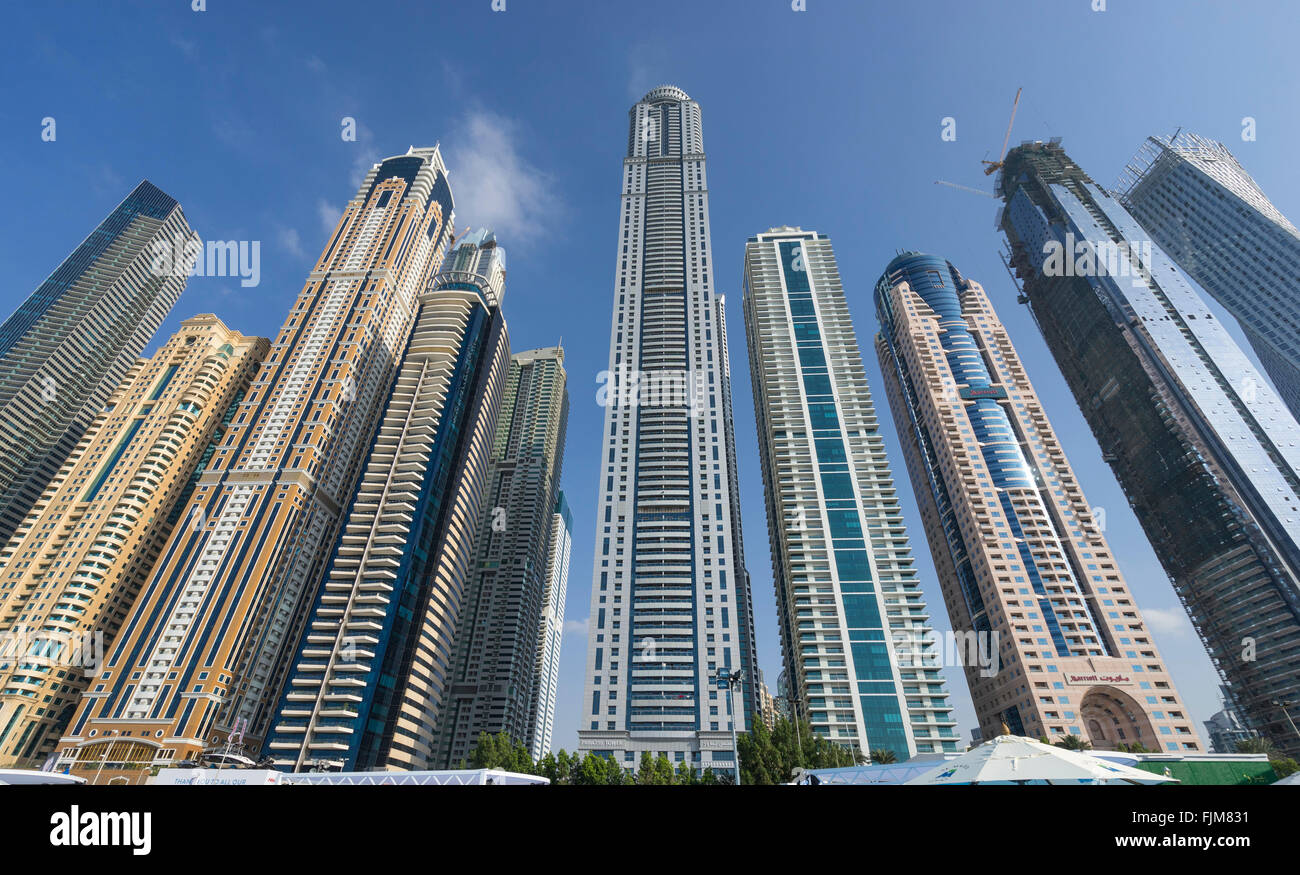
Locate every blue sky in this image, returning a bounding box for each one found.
[3,0,1297,753]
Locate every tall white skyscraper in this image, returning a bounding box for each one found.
[530,492,572,761]
[578,85,757,776]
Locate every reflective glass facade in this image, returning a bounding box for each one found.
[999,141,1300,755]
[744,229,957,761]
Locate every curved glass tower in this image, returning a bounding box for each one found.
[578,85,757,776]
[875,252,1202,751]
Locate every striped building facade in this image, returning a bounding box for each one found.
[263,231,509,772]
[578,85,758,775]
[54,148,457,778]
[0,181,191,547]
[875,252,1202,752]
[0,316,266,767]
[436,345,569,767]
[530,491,572,760]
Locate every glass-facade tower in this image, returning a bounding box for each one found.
[530,491,572,760]
[0,316,266,768]
[56,148,458,777]
[998,140,1300,755]
[263,232,509,772]
[435,344,568,768]
[743,228,958,761]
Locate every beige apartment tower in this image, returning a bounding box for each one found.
[874,253,1202,752]
[0,315,267,767]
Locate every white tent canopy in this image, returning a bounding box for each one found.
[906,735,1178,785]
[0,769,86,785]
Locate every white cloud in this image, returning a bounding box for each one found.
[563,617,588,637]
[317,199,343,236]
[170,36,197,60]
[444,110,556,246]
[276,226,306,260]
[1142,607,1190,637]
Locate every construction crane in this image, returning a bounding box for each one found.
[934,180,995,198]
[981,87,1022,176]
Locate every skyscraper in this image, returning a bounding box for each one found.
[0,316,266,768]
[1118,133,1300,420]
[578,85,757,775]
[530,491,572,760]
[875,252,1201,751]
[743,228,958,760]
[263,230,509,772]
[998,139,1300,755]
[54,148,457,778]
[435,344,569,768]
[0,181,192,547]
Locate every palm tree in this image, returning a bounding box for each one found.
[1236,736,1275,755]
[870,748,898,764]
[1054,735,1091,751]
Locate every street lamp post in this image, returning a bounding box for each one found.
[1271,699,1300,745]
[717,668,743,786]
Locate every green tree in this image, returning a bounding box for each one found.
[1054,735,1091,751]
[573,753,612,785]
[700,767,719,785]
[737,716,861,783]
[654,754,675,785]
[555,749,573,785]
[675,760,697,785]
[636,751,656,784]
[870,748,897,764]
[538,752,558,784]
[1269,757,1298,779]
[468,732,495,768]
